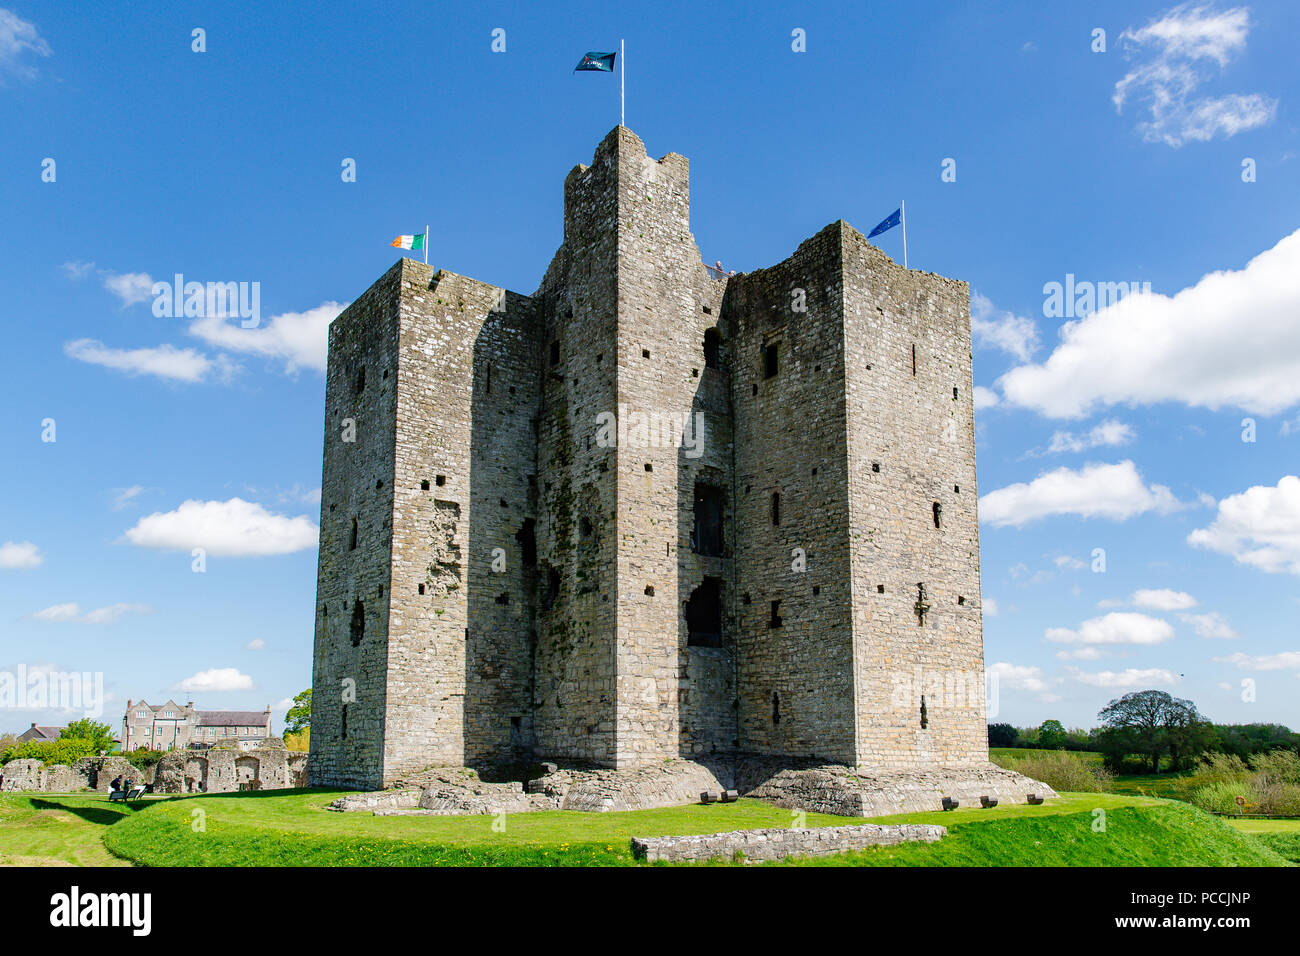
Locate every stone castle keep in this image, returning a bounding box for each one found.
[310,127,1037,810]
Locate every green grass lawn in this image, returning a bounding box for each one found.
[2,787,1288,867]
[1223,817,1300,862]
[0,793,141,866]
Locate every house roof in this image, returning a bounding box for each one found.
[21,725,62,740]
[198,710,270,727]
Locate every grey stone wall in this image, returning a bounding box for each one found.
[309,126,988,786]
[631,822,946,863]
[725,226,857,762]
[840,230,987,766]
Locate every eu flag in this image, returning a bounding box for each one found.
[574,51,616,72]
[868,208,901,238]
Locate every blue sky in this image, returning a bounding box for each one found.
[1,1,1297,735]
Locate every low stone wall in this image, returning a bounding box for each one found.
[152,745,308,794]
[0,758,46,791]
[631,823,947,863]
[746,763,1058,817]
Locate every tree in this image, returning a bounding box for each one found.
[1097,690,1203,773]
[1037,719,1067,750]
[987,723,1019,748]
[61,718,114,753]
[285,688,311,734]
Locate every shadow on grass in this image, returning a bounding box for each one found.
[28,797,140,827]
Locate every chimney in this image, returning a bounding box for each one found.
[30,722,36,729]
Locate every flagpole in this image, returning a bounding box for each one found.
[424,224,429,265]
[620,38,625,127]
[901,200,908,269]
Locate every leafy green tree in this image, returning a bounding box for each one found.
[1038,719,1067,750]
[285,688,311,734]
[987,723,1019,748]
[61,718,114,752]
[1098,690,1202,773]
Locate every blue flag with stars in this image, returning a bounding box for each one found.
[868,208,901,238]
[574,51,616,72]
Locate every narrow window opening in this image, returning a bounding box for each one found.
[355,366,366,395]
[772,692,781,725]
[752,383,758,396]
[957,595,965,605]
[954,484,960,493]
[741,593,751,605]
[920,695,928,729]
[645,585,655,596]
[911,344,917,376]
[348,517,358,551]
[770,492,781,527]
[686,577,723,647]
[516,519,537,567]
[642,348,650,359]
[420,480,430,491]
[877,584,885,594]
[763,342,779,378]
[953,386,959,400]
[644,462,652,472]
[349,600,365,647]
[495,592,510,605]
[549,340,560,366]
[341,704,348,740]
[375,479,383,490]
[703,328,722,370]
[485,365,492,393]
[872,462,881,473]
[769,600,783,628]
[691,483,725,557]
[418,583,425,595]
[436,475,446,487]
[812,585,821,596]
[932,502,942,528]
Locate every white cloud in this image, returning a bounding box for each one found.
[32,602,80,622]
[123,497,318,557]
[0,540,42,569]
[245,638,266,650]
[0,8,51,80]
[112,485,145,510]
[982,597,999,617]
[61,260,96,280]
[1047,611,1176,647]
[999,229,1300,418]
[1044,419,1135,455]
[188,301,345,374]
[1213,650,1300,672]
[1180,611,1239,639]
[1188,475,1300,575]
[1068,666,1181,688]
[980,460,1180,527]
[1056,646,1106,661]
[101,271,155,307]
[31,602,152,624]
[1132,588,1198,611]
[987,661,1052,694]
[971,292,1039,361]
[65,338,234,383]
[1113,4,1276,147]
[973,386,1000,410]
[174,668,254,692]
[1054,555,1087,570]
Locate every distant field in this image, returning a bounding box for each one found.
[990,747,1103,764]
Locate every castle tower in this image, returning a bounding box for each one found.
[310,128,987,789]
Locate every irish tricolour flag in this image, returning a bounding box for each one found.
[391,232,426,251]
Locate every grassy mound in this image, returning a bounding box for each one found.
[90,789,1289,867]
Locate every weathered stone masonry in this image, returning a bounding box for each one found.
[311,127,995,790]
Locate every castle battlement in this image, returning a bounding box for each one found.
[309,128,986,790]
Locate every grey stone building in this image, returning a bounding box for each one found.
[311,127,991,792]
[123,699,272,751]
